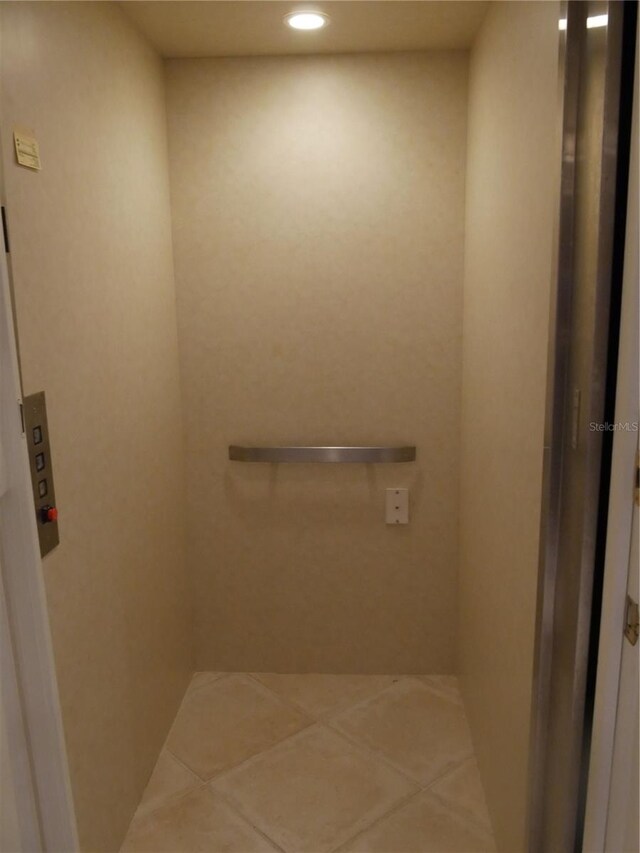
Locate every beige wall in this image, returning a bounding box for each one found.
[165,52,468,674]
[0,2,562,844]
[458,2,559,851]
[0,3,192,850]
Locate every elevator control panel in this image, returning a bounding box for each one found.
[23,391,59,557]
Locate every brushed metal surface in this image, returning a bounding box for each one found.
[528,2,631,849]
[228,445,417,463]
[23,391,60,557]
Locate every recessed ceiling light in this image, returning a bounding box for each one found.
[284,11,329,31]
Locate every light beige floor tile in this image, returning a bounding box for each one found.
[429,757,493,832]
[332,679,474,785]
[212,724,418,853]
[167,673,311,780]
[189,671,225,691]
[417,675,463,705]
[137,750,201,816]
[251,673,398,718]
[120,787,277,852]
[338,790,496,853]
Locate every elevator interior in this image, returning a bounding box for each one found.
[0,2,635,852]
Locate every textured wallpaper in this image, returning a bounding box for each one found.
[166,51,468,674]
[0,4,192,850]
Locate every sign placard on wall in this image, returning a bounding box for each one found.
[14,129,41,171]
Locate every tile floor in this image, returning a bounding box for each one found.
[120,673,496,853]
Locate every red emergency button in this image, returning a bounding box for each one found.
[40,505,58,524]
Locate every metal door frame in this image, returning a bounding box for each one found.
[527,1,638,849]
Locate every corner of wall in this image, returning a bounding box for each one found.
[458,2,560,849]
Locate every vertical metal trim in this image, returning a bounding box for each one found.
[576,1,638,843]
[528,1,632,848]
[527,4,583,848]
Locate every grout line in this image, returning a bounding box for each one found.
[419,753,476,792]
[243,672,321,719]
[210,782,288,853]
[208,714,413,791]
[242,671,406,729]
[323,675,460,725]
[123,671,229,835]
[123,672,490,851]
[165,746,211,783]
[241,673,476,793]
[420,689,465,707]
[422,754,474,791]
[210,739,417,853]
[168,727,317,786]
[319,676,409,721]
[321,677,475,790]
[158,673,471,791]
[332,782,496,852]
[246,672,464,722]
[409,674,466,707]
[246,672,411,723]
[424,757,497,838]
[187,671,228,693]
[319,677,409,722]
[168,672,315,783]
[124,738,289,849]
[320,719,424,789]
[122,673,201,833]
[330,786,425,853]
[427,786,496,839]
[231,672,312,722]
[208,722,323,786]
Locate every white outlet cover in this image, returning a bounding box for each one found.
[386,488,409,524]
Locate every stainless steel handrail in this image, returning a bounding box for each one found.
[228,445,416,463]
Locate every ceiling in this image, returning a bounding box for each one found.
[121,1,489,59]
